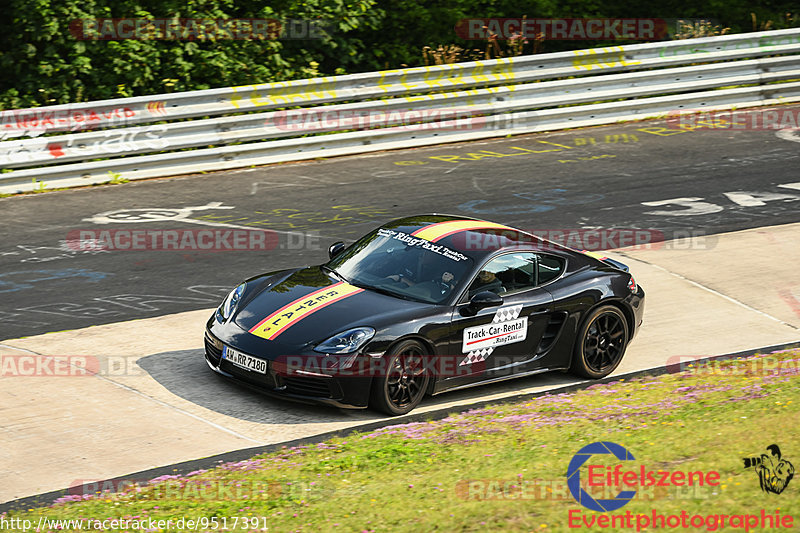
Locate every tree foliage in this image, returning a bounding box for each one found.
[0,0,796,109]
[0,0,380,108]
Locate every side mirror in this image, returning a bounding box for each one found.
[328,241,346,259]
[469,291,503,310]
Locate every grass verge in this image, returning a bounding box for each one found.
[3,350,799,532]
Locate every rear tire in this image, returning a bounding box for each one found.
[570,305,629,379]
[370,340,430,416]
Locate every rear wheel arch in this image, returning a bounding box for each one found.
[566,299,631,365]
[569,301,630,379]
[607,299,635,338]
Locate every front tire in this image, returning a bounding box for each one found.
[370,340,430,416]
[570,305,629,379]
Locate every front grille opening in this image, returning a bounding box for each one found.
[204,337,222,364]
[282,376,333,398]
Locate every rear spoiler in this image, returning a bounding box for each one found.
[580,250,630,272]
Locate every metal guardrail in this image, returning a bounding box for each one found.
[1,28,800,193]
[4,55,799,169]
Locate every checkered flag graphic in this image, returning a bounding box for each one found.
[492,304,523,324]
[459,304,524,366]
[460,348,493,365]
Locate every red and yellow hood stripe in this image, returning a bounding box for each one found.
[249,281,364,341]
[411,220,514,243]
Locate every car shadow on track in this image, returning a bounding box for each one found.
[137,349,586,425]
[137,349,366,424]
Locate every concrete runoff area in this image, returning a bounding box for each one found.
[1,223,799,504]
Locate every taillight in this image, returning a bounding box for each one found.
[628,276,637,293]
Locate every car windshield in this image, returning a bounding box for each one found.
[325,227,474,304]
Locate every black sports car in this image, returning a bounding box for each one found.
[204,215,644,415]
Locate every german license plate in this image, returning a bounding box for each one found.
[223,346,267,374]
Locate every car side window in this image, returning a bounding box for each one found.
[467,252,537,298]
[537,253,565,284]
[466,253,566,299]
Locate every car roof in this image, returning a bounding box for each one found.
[382,214,577,260]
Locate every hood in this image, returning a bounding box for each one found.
[232,266,427,350]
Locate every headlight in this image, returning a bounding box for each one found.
[217,283,246,321]
[314,327,375,354]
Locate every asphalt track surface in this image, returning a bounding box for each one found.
[2,113,800,340]
[2,110,800,506]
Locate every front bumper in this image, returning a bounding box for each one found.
[204,325,373,409]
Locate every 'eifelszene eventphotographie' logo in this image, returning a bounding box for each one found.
[743,444,795,495]
[566,441,721,512]
[565,441,796,531]
[567,441,638,512]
